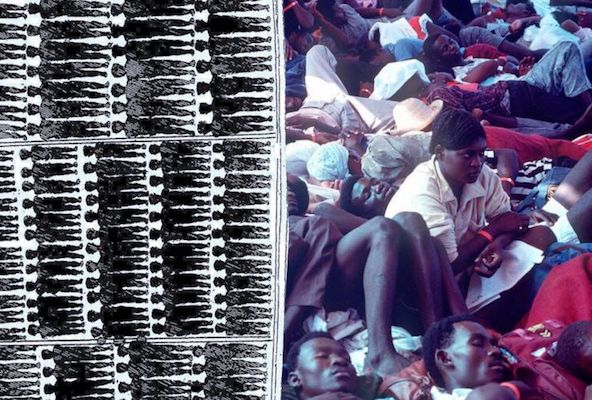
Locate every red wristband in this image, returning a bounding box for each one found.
[477,229,494,243]
[500,382,521,400]
[379,8,385,16]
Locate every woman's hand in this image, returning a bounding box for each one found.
[474,239,504,277]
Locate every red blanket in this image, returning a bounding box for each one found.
[523,254,592,328]
[484,126,588,164]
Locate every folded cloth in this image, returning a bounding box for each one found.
[466,240,544,312]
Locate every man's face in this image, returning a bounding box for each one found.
[287,187,300,216]
[434,35,462,64]
[351,177,396,218]
[442,321,507,389]
[437,138,487,188]
[287,175,307,216]
[289,337,357,398]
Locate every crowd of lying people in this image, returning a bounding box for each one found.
[283,0,592,398]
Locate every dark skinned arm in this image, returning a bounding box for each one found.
[355,7,403,18]
[451,212,527,274]
[426,21,460,42]
[310,5,353,48]
[463,59,499,83]
[492,149,519,196]
[313,202,367,234]
[451,234,492,274]
[289,1,315,31]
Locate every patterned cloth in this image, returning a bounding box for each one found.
[426,81,510,115]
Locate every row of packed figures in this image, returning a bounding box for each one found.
[0,341,271,399]
[0,140,277,340]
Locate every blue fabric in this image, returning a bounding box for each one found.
[534,166,571,208]
[384,38,423,61]
[286,54,306,98]
[515,166,572,213]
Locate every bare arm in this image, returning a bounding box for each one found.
[426,21,460,42]
[289,1,315,31]
[313,202,367,234]
[355,7,403,18]
[312,10,352,48]
[451,234,492,274]
[464,59,499,83]
[451,212,528,274]
[492,149,519,196]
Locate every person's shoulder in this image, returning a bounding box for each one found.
[405,159,438,184]
[391,160,440,202]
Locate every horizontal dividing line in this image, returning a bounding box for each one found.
[0,335,274,346]
[0,134,279,148]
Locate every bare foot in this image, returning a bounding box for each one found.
[364,349,411,377]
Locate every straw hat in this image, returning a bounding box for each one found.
[392,98,443,135]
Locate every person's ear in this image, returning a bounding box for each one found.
[434,144,445,160]
[288,371,303,388]
[436,349,454,371]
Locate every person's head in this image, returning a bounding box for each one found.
[287,174,310,216]
[423,315,507,392]
[287,332,357,398]
[339,175,396,218]
[317,0,347,25]
[423,33,463,66]
[506,0,535,17]
[555,321,592,382]
[430,108,487,189]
